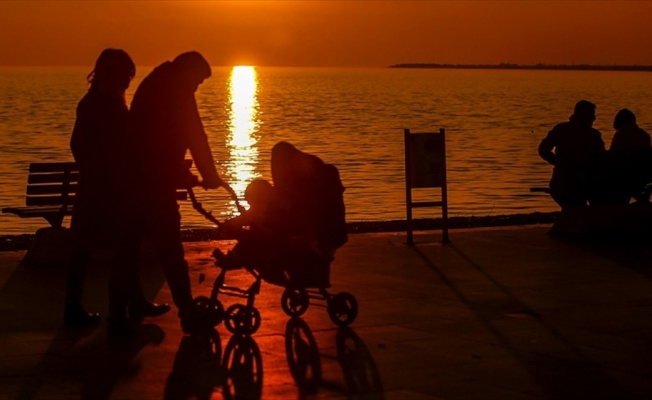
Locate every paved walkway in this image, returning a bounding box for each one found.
[0,225,651,399]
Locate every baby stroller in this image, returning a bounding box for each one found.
[191,142,358,336]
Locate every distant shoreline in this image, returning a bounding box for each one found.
[388,63,652,72]
[0,212,559,252]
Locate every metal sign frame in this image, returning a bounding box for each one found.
[404,128,449,245]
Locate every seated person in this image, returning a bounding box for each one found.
[223,179,283,235]
[271,141,348,255]
[538,100,605,208]
[609,108,652,204]
[213,178,332,286]
[606,108,652,204]
[214,153,343,288]
[214,179,289,275]
[271,142,349,287]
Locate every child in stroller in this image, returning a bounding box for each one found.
[195,142,357,335]
[214,177,333,288]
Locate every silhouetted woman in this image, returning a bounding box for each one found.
[64,49,170,327]
[606,108,652,204]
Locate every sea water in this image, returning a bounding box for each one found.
[1,66,651,235]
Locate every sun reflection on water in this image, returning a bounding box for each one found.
[227,66,261,205]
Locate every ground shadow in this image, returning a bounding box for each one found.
[0,245,169,400]
[335,326,384,399]
[412,244,638,399]
[12,323,165,400]
[164,328,223,400]
[80,324,165,400]
[164,328,264,400]
[552,233,652,280]
[285,317,322,395]
[221,333,263,400]
[284,318,384,399]
[12,327,97,400]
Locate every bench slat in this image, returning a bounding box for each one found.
[410,201,444,208]
[2,206,72,218]
[6,160,194,227]
[6,191,188,215]
[28,172,80,184]
[27,183,78,196]
[28,160,191,173]
[25,190,187,206]
[176,190,188,201]
[26,195,76,207]
[29,162,78,173]
[530,187,551,193]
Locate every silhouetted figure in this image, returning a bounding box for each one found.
[604,108,652,204]
[271,141,348,256]
[111,51,229,335]
[215,179,290,279]
[224,179,286,236]
[538,100,605,207]
[65,49,169,327]
[272,142,348,286]
[214,142,347,287]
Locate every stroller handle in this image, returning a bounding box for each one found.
[187,184,243,227]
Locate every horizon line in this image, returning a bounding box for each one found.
[389,62,652,71]
[2,62,652,70]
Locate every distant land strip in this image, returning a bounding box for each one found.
[388,63,652,72]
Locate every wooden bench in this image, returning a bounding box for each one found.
[530,187,551,195]
[2,162,79,229]
[2,160,192,229]
[3,160,195,266]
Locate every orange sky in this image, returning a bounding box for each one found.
[1,1,651,67]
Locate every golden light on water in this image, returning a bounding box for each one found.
[227,65,260,201]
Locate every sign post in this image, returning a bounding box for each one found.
[404,128,449,245]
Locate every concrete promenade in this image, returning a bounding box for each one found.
[0,224,651,399]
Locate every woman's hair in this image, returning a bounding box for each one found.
[87,48,135,93]
[613,108,636,130]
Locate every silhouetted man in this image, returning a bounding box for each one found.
[538,100,605,207]
[110,51,228,335]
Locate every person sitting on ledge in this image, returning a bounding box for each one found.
[600,108,652,205]
[538,100,605,208]
[214,178,291,282]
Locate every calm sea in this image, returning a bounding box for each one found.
[1,66,651,235]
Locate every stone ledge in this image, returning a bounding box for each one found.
[0,212,559,252]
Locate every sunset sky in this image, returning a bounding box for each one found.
[1,0,652,68]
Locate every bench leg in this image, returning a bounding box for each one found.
[22,227,71,267]
[45,215,64,229]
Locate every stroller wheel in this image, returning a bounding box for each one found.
[281,288,309,317]
[327,292,358,327]
[225,304,261,335]
[193,296,224,327]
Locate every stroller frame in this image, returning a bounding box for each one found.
[189,188,358,336]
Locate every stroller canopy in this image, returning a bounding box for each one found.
[271,141,348,251]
